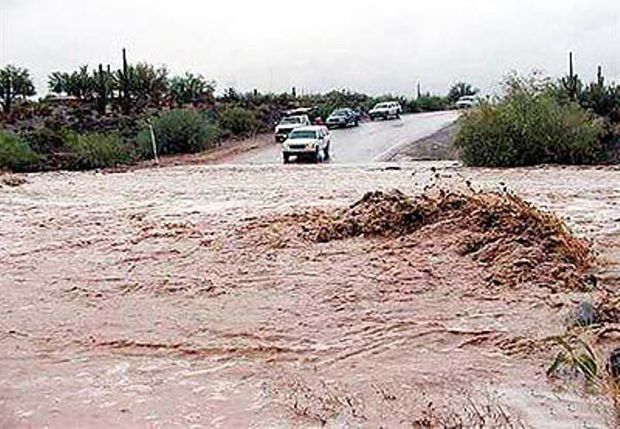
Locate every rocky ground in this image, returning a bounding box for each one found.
[1,162,619,427]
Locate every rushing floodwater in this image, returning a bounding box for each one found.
[1,163,618,427]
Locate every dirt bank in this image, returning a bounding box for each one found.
[384,123,459,162]
[1,163,618,427]
[119,132,273,171]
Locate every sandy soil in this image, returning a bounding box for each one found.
[123,133,273,171]
[384,124,459,162]
[1,163,619,428]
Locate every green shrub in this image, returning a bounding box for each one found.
[218,107,257,136]
[138,109,220,156]
[63,132,133,170]
[0,132,40,172]
[411,95,449,112]
[22,127,70,170]
[455,76,604,167]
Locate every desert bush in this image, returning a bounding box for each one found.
[0,131,40,172]
[218,107,257,136]
[455,75,604,167]
[63,131,132,170]
[23,127,67,154]
[22,127,71,170]
[410,95,449,113]
[138,109,220,156]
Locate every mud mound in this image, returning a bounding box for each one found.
[306,190,594,290]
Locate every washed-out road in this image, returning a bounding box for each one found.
[233,110,460,164]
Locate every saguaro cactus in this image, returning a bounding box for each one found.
[93,64,113,114]
[561,52,580,101]
[597,65,605,88]
[116,48,132,114]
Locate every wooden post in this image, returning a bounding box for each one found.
[148,121,159,164]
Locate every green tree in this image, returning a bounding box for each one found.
[132,63,169,108]
[447,82,478,103]
[48,65,93,100]
[169,73,215,105]
[0,65,36,114]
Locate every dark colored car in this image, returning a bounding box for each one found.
[326,108,360,129]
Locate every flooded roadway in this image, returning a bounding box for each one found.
[234,111,460,164]
[1,163,619,427]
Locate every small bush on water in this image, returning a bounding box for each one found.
[455,74,604,167]
[138,109,220,156]
[0,131,40,172]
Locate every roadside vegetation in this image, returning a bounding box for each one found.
[0,49,460,172]
[456,55,620,167]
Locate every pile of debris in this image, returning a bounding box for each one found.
[304,189,595,290]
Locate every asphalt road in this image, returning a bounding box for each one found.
[233,110,460,164]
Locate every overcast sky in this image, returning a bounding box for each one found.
[1,0,618,97]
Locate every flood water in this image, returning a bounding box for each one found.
[1,163,619,427]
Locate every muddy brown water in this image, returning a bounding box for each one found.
[1,163,619,427]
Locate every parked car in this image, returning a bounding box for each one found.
[282,126,331,163]
[274,115,312,142]
[455,95,478,109]
[326,108,360,129]
[369,102,402,120]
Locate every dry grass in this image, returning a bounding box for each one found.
[547,335,620,426]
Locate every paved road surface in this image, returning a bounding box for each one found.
[233,110,460,164]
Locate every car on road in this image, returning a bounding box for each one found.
[275,115,312,142]
[326,108,360,129]
[369,102,402,120]
[455,95,478,109]
[282,126,331,163]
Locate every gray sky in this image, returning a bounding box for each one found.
[1,0,618,97]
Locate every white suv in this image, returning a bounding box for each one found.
[455,95,478,109]
[282,126,331,163]
[275,115,312,142]
[369,102,402,120]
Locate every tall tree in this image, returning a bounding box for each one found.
[0,65,36,114]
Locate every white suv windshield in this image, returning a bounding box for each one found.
[375,103,390,109]
[281,117,301,124]
[289,130,317,139]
